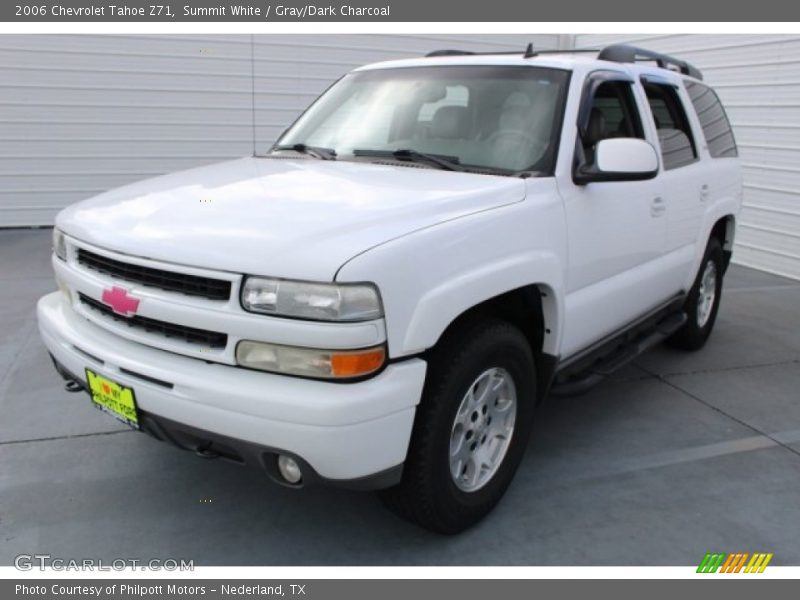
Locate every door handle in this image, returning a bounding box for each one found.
[700,184,710,201]
[650,196,666,217]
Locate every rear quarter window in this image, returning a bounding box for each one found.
[684,81,738,158]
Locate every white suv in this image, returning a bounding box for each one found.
[38,44,742,533]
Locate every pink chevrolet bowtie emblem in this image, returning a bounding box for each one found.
[101,286,140,316]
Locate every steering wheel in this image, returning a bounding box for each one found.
[485,130,548,163]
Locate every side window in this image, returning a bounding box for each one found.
[643,81,697,170]
[581,80,644,159]
[684,81,738,158]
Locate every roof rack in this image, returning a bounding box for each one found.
[423,43,703,80]
[425,49,476,57]
[597,44,703,80]
[424,45,600,59]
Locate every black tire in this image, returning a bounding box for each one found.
[379,318,537,534]
[668,237,725,351]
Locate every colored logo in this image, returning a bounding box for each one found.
[697,552,773,573]
[101,286,140,316]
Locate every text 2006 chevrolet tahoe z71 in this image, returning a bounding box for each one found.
[38,44,742,533]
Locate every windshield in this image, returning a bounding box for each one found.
[274,65,570,175]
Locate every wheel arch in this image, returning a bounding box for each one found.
[423,283,560,403]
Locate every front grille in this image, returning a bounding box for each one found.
[79,293,228,349]
[77,248,231,301]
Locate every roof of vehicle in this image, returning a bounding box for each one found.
[354,44,704,84]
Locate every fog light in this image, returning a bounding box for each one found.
[277,455,302,484]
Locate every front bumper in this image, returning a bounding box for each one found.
[37,292,427,487]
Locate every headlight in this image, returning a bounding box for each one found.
[52,228,67,261]
[236,340,386,380]
[241,277,383,322]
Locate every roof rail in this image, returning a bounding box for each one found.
[424,48,530,58]
[425,49,475,57]
[424,46,601,59]
[597,44,703,80]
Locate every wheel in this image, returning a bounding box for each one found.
[668,237,725,351]
[379,319,536,534]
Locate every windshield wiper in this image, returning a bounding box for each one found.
[353,148,463,171]
[271,143,337,160]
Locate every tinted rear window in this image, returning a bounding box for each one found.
[685,81,738,158]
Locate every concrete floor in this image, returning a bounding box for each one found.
[1,228,800,566]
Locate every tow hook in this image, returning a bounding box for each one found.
[64,380,83,393]
[195,442,220,459]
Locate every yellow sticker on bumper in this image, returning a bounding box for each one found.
[85,369,139,429]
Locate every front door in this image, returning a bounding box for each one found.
[558,71,668,358]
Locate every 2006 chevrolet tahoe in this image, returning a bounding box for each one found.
[38,44,742,533]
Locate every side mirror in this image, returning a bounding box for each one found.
[574,138,659,185]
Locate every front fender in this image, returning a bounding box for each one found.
[336,187,567,357]
[403,250,564,356]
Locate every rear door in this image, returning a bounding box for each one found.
[683,79,743,281]
[639,75,709,291]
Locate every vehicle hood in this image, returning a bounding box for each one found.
[57,156,526,281]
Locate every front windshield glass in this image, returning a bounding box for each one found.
[275,65,570,174]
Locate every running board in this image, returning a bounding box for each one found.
[550,310,687,397]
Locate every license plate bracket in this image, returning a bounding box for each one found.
[85,369,140,430]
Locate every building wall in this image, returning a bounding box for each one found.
[3,33,799,280]
[575,34,800,280]
[0,34,558,227]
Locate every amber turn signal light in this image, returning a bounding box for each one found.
[331,346,386,378]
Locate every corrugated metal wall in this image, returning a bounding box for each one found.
[0,34,559,227]
[575,34,800,280]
